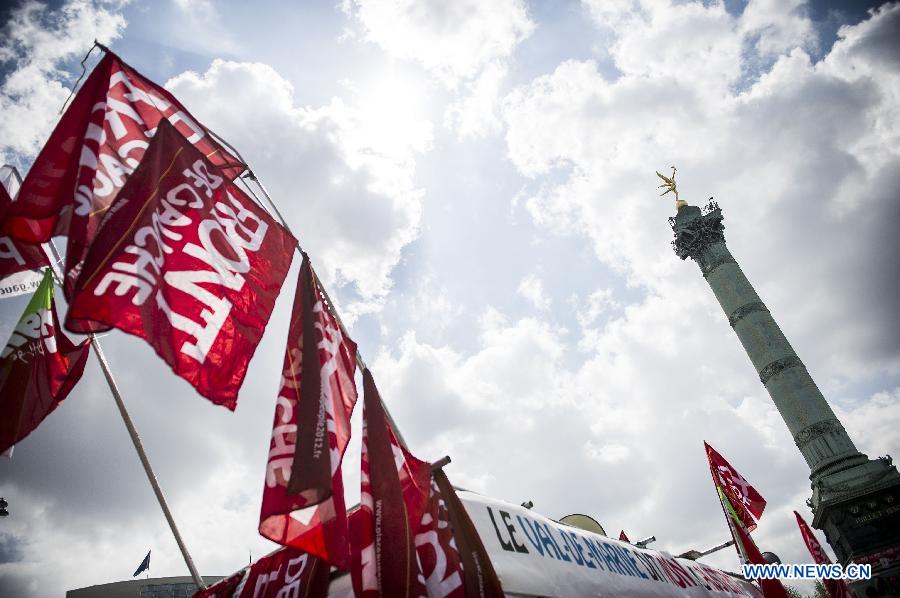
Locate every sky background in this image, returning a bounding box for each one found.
[1,0,898,596]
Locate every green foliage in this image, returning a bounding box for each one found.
[785,585,805,598]
[784,580,829,598]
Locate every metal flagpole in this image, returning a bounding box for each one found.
[5,161,205,587]
[235,171,410,449]
[43,241,206,589]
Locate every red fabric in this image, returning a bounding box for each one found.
[430,468,505,598]
[0,178,49,282]
[259,256,358,567]
[794,512,856,598]
[416,477,466,597]
[0,272,90,453]
[728,503,789,598]
[65,120,293,410]
[618,530,631,543]
[2,50,245,302]
[351,369,431,598]
[193,546,330,598]
[705,441,766,531]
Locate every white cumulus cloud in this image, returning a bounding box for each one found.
[166,59,431,318]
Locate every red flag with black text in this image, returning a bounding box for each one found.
[0,168,49,298]
[193,546,330,598]
[706,441,766,531]
[795,512,856,598]
[64,119,293,410]
[259,255,358,567]
[0,270,90,453]
[351,369,431,597]
[1,49,245,303]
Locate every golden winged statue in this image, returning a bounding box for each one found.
[656,166,687,209]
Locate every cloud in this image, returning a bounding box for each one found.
[163,0,242,57]
[166,59,431,317]
[2,2,899,596]
[0,0,126,167]
[502,1,900,381]
[572,287,621,328]
[343,0,534,139]
[517,272,551,310]
[342,0,534,87]
[738,0,817,57]
[374,289,899,577]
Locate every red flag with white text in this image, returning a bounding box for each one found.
[0,169,48,298]
[351,368,431,597]
[722,491,789,598]
[619,530,631,543]
[794,512,856,598]
[1,50,245,302]
[65,120,293,410]
[416,476,467,597]
[706,442,766,531]
[193,546,330,598]
[259,255,358,567]
[0,270,90,453]
[426,468,505,597]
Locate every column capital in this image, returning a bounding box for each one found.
[669,200,725,262]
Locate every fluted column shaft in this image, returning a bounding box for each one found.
[671,203,865,476]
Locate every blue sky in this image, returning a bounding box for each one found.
[1,1,898,596]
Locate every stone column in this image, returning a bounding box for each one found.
[670,201,900,593]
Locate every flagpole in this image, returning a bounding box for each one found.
[707,459,747,566]
[43,241,206,590]
[235,172,410,449]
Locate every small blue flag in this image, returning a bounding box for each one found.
[133,550,151,577]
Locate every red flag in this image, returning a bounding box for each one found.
[416,476,466,597]
[795,512,856,598]
[721,493,788,598]
[706,441,766,531]
[351,369,431,598]
[259,256,358,566]
[0,270,90,453]
[65,119,293,410]
[193,546,330,598]
[428,468,505,597]
[618,530,631,543]
[0,172,49,297]
[2,50,245,301]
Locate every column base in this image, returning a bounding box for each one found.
[812,456,900,594]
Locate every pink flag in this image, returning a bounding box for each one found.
[351,369,431,597]
[259,256,358,567]
[65,119,294,409]
[706,441,766,531]
[2,50,245,303]
[794,512,856,598]
[0,270,90,453]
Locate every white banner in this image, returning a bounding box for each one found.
[0,268,44,299]
[460,491,762,598]
[327,492,762,597]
